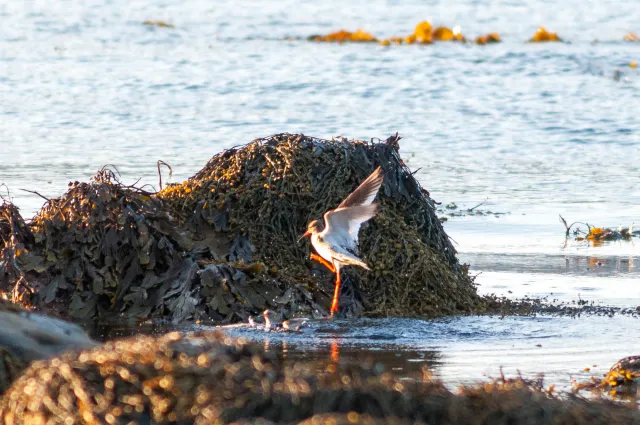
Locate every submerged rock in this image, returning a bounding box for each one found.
[0,299,96,394]
[2,330,640,425]
[1,133,482,322]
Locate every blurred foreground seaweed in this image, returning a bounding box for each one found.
[0,133,483,322]
[2,330,640,424]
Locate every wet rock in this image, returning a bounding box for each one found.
[0,299,96,394]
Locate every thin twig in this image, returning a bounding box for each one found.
[0,184,11,203]
[100,164,121,176]
[125,178,143,189]
[468,198,488,212]
[157,160,173,191]
[19,189,50,202]
[138,184,157,193]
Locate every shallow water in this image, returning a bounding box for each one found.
[2,0,640,389]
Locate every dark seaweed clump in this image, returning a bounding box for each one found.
[0,133,482,322]
[160,133,480,317]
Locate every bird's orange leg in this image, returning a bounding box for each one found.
[330,270,341,316]
[310,253,336,273]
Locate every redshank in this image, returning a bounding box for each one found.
[300,166,384,316]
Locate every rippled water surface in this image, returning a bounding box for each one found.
[2,0,640,388]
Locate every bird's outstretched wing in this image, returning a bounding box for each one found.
[337,166,384,209]
[323,166,384,251]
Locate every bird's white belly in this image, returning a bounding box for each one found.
[311,234,336,263]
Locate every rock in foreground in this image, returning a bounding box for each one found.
[0,299,96,394]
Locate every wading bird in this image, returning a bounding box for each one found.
[300,166,384,316]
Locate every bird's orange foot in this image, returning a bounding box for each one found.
[310,253,336,273]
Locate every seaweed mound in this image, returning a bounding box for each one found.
[1,133,481,321]
[160,133,479,317]
[21,169,203,320]
[0,201,38,300]
[2,330,639,425]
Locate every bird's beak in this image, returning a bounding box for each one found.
[298,231,311,242]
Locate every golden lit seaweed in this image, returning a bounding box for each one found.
[3,330,640,424]
[575,355,640,399]
[407,21,465,44]
[160,133,480,319]
[311,29,377,43]
[379,36,404,46]
[624,32,639,41]
[529,26,562,42]
[559,215,635,246]
[603,356,640,397]
[432,25,466,42]
[345,21,470,46]
[475,33,502,45]
[413,21,433,43]
[142,20,175,28]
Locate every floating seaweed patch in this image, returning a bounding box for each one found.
[143,20,175,28]
[475,32,501,45]
[624,32,639,41]
[310,29,377,43]
[559,215,637,246]
[413,21,434,43]
[529,26,562,42]
[436,200,509,221]
[404,22,466,44]
[432,25,466,42]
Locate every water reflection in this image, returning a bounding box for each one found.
[76,312,640,391]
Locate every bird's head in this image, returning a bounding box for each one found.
[298,220,322,241]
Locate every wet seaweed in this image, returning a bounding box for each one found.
[2,330,640,424]
[0,133,481,322]
[559,215,637,245]
[160,133,481,318]
[436,200,509,221]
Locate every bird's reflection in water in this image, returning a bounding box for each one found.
[330,341,339,363]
